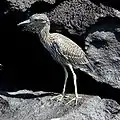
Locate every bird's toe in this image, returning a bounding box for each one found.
[66,96,82,105]
[51,94,69,101]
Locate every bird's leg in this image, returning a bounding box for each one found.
[51,66,69,101]
[62,66,68,96]
[66,64,81,105]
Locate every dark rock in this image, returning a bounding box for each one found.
[85,17,120,88]
[0,0,120,119]
[0,90,120,120]
[5,0,56,12]
[0,96,12,119]
[0,0,120,91]
[45,0,120,89]
[90,0,120,11]
[0,0,120,94]
[48,0,116,36]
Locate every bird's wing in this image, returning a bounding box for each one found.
[51,33,89,65]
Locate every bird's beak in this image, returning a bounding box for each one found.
[17,19,30,26]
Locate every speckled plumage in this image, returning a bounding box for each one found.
[18,14,93,105]
[47,33,89,68]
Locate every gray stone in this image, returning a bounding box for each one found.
[85,19,120,88]
[1,0,120,90]
[47,0,116,35]
[46,0,120,88]
[0,90,120,120]
[5,0,56,12]
[0,96,12,119]
[0,0,120,119]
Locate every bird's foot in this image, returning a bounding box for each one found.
[51,94,69,101]
[51,94,82,105]
[66,96,82,105]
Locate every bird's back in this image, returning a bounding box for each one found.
[46,33,89,68]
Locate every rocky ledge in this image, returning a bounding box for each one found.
[0,90,120,120]
[0,0,120,119]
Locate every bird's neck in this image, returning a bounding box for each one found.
[39,24,50,43]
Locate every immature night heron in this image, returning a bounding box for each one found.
[18,14,94,104]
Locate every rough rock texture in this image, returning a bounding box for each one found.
[45,0,120,89]
[48,0,116,36]
[85,24,120,88]
[15,0,120,89]
[1,0,120,119]
[90,0,120,11]
[5,0,56,12]
[0,90,120,120]
[47,0,120,89]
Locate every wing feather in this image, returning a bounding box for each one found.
[50,33,89,65]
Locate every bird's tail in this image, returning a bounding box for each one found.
[86,62,95,73]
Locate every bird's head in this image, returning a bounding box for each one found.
[17,14,50,33]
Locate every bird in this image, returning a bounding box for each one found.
[17,13,95,105]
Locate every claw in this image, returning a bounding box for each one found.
[66,96,82,105]
[51,94,69,101]
[51,94,82,105]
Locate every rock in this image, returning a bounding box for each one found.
[0,90,120,120]
[89,0,120,11]
[85,18,120,88]
[1,0,56,14]
[0,0,120,119]
[0,96,11,119]
[0,0,120,93]
[43,0,56,4]
[48,0,116,36]
[46,0,120,89]
[6,0,38,12]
